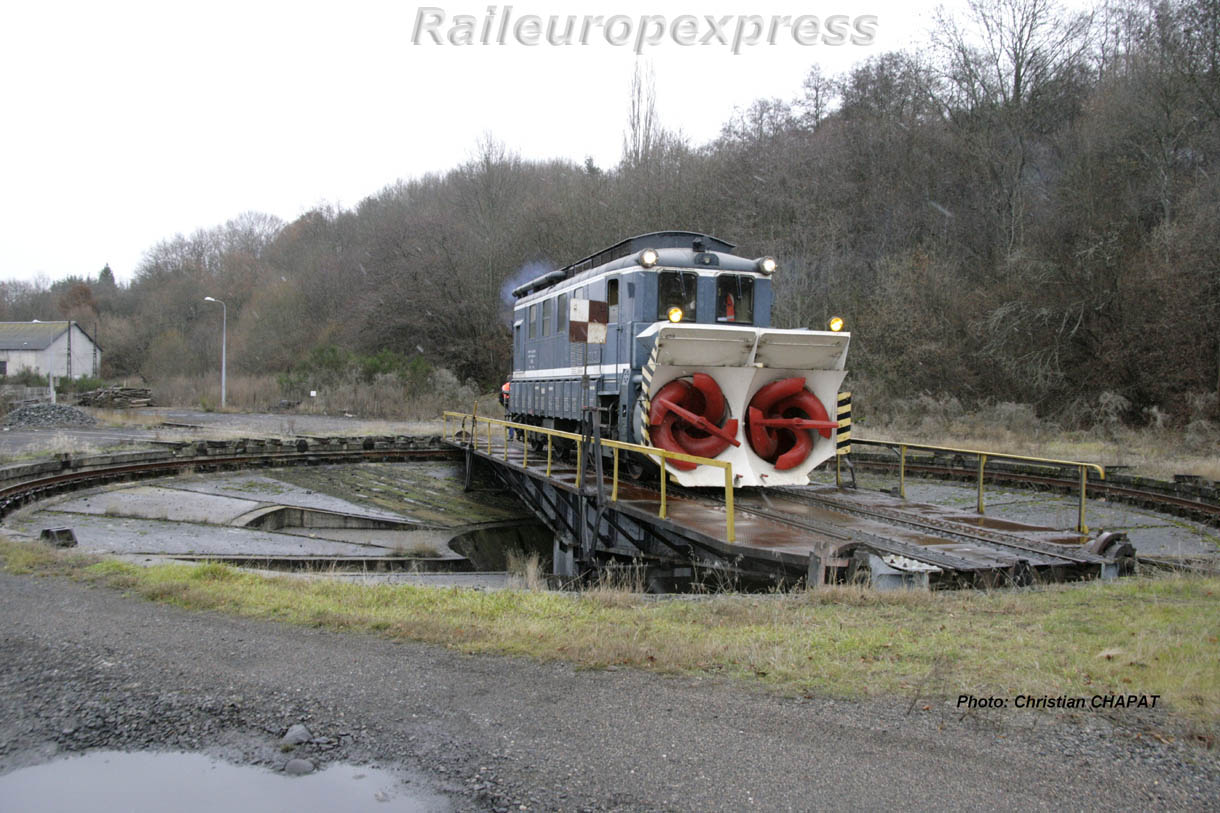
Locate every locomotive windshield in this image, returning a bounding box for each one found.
[716,275,754,324]
[657,271,698,322]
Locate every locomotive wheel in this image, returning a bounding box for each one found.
[528,433,547,454]
[552,437,576,462]
[623,452,648,482]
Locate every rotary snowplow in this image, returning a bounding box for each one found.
[636,322,850,487]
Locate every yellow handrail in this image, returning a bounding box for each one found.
[852,438,1105,535]
[442,411,735,542]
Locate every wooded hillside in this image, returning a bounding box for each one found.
[3,0,1216,428]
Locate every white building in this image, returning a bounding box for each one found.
[0,321,101,379]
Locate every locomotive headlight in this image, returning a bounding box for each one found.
[667,306,683,323]
[828,316,845,332]
[639,248,659,268]
[757,256,777,274]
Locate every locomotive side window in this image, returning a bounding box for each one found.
[529,304,538,339]
[557,292,567,333]
[716,275,755,324]
[542,299,552,336]
[608,278,619,322]
[657,271,698,321]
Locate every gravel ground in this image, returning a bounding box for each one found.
[2,403,96,428]
[2,571,1218,811]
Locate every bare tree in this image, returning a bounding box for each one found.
[622,60,657,168]
[931,0,1094,254]
[796,64,839,126]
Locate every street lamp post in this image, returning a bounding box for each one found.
[203,296,226,408]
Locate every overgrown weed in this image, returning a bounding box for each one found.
[506,549,545,591]
[582,562,648,607]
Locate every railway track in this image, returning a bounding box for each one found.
[849,451,1220,526]
[771,486,1128,565]
[685,483,1129,588]
[0,436,459,520]
[2,433,1215,586]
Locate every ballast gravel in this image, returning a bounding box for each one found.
[3,403,96,428]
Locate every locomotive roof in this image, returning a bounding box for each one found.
[511,231,742,299]
[560,231,735,276]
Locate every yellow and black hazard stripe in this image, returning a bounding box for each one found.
[836,391,852,455]
[639,343,660,447]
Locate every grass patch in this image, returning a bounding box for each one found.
[391,542,443,558]
[2,538,1218,732]
[0,432,136,464]
[90,409,166,428]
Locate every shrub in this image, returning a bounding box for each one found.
[2,370,48,387]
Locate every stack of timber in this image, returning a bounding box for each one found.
[75,386,154,408]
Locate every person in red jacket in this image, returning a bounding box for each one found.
[499,381,523,440]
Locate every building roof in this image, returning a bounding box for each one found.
[0,321,99,351]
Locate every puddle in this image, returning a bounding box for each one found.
[0,751,451,812]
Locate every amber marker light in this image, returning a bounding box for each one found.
[828,316,845,332]
[667,306,683,323]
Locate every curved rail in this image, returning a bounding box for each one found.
[852,439,1105,533]
[0,436,458,520]
[847,445,1220,527]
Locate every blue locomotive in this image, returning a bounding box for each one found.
[507,231,850,487]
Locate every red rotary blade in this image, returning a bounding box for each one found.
[749,415,838,431]
[647,374,738,465]
[745,377,832,469]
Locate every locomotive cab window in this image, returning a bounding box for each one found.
[529,304,538,339]
[608,278,619,322]
[542,299,552,336]
[657,271,697,322]
[716,275,755,324]
[557,292,567,333]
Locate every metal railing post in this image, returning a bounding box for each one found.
[443,413,764,547]
[724,463,735,542]
[977,453,987,515]
[899,444,907,499]
[659,463,668,519]
[1078,466,1088,534]
[611,448,620,502]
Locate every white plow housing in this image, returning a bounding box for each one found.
[637,323,850,487]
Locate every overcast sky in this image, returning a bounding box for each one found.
[1,0,954,285]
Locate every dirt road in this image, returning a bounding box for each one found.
[1,571,1217,811]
